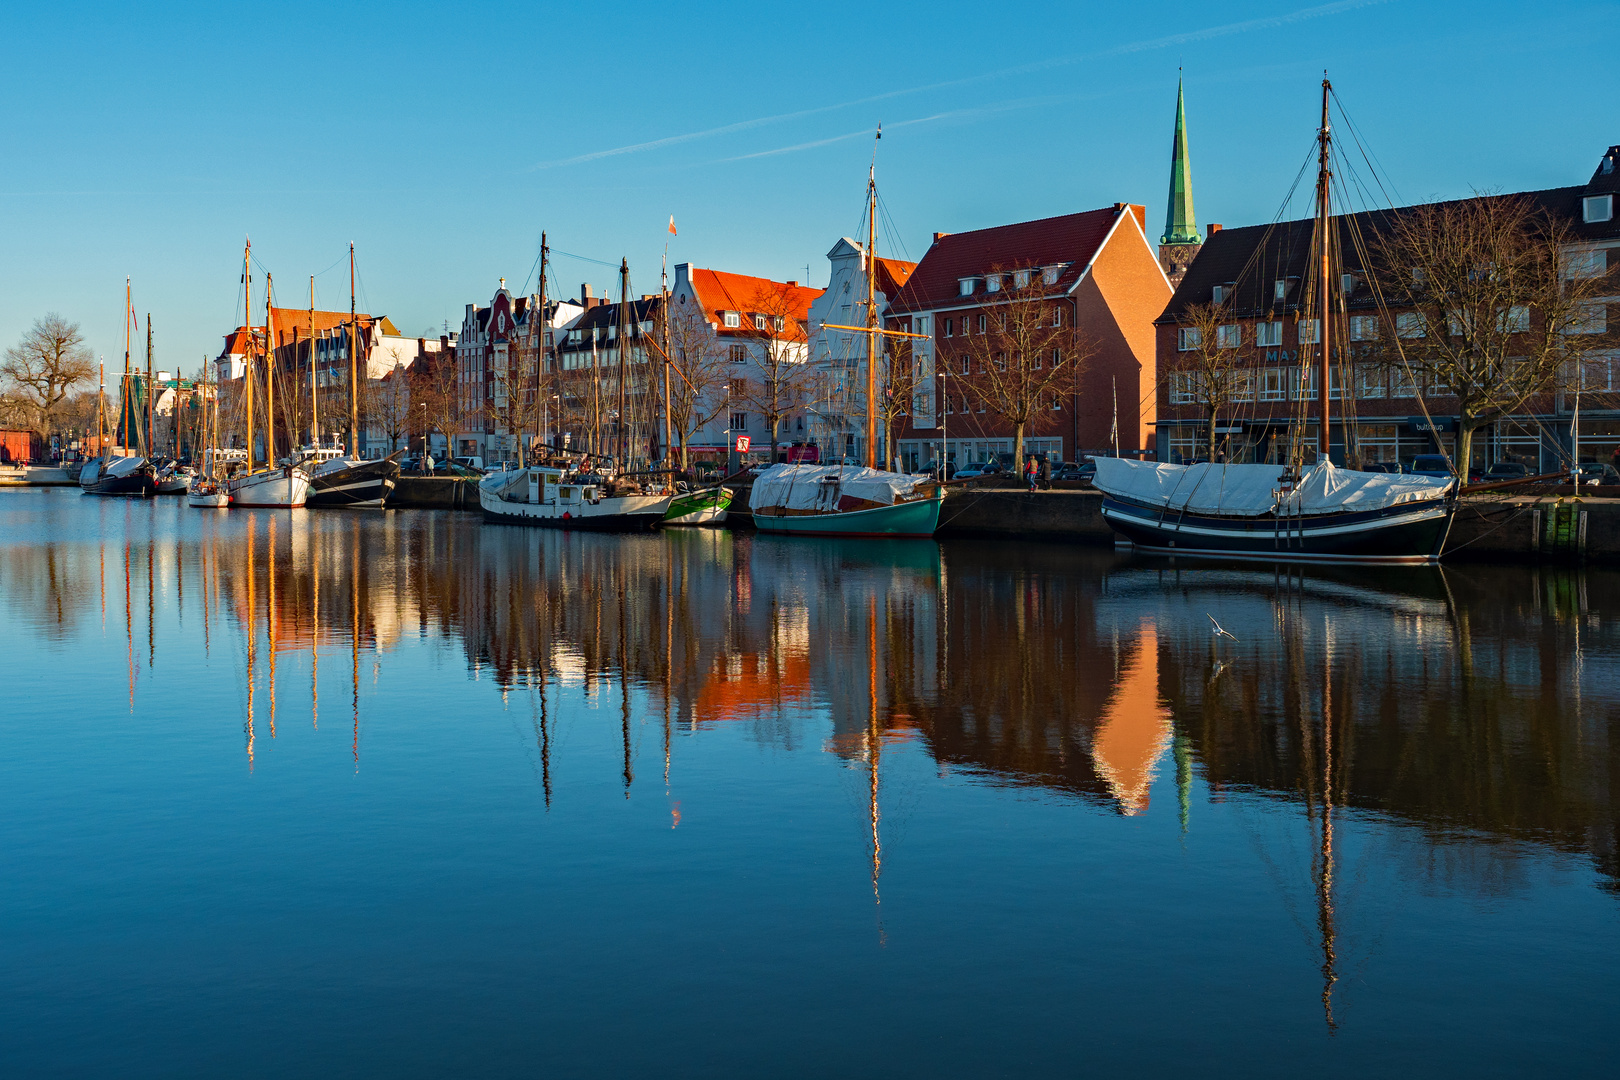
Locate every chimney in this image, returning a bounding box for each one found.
[786,280,797,287]
[933,232,949,243]
[1207,223,1223,236]
[1113,202,1146,231]
[581,283,594,306]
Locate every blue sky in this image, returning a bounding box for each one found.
[2,0,1616,374]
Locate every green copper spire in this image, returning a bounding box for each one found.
[1161,78,1199,245]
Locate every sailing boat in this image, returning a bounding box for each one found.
[749,133,944,538]
[188,360,230,506]
[301,247,402,508]
[227,246,313,508]
[479,242,674,529]
[1093,79,1456,564]
[82,281,159,497]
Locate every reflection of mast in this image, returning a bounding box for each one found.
[246,521,257,767]
[867,596,883,911]
[124,542,134,711]
[536,670,552,809]
[1316,643,1339,1033]
[267,515,277,739]
[619,582,633,796]
[351,520,360,771]
[311,517,319,730]
[147,542,155,668]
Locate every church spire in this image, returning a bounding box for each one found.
[1162,78,1199,245]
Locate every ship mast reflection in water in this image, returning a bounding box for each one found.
[2,495,1620,1068]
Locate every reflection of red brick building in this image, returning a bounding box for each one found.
[884,203,1171,469]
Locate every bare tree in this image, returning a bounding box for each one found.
[664,305,730,469]
[1165,300,1253,461]
[1369,194,1618,470]
[369,363,414,455]
[414,351,460,465]
[2,314,95,437]
[875,338,920,470]
[955,268,1090,465]
[733,283,816,463]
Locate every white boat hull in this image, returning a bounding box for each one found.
[187,491,230,508]
[479,469,669,530]
[228,466,312,508]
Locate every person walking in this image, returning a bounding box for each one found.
[1024,454,1038,491]
[1039,455,1052,490]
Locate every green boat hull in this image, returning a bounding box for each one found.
[751,493,944,537]
[663,485,732,526]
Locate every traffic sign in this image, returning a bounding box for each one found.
[735,436,751,452]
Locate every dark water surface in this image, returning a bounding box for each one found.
[1,491,1615,1077]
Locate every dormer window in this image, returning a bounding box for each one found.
[1341,273,1358,295]
[753,314,767,330]
[958,277,977,296]
[986,274,1003,293]
[772,315,785,332]
[723,311,740,328]
[1584,194,1613,223]
[1213,284,1228,304]
[1274,280,1287,300]
[1012,269,1032,289]
[1041,264,1064,285]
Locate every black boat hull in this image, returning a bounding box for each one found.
[1100,494,1454,565]
[305,459,400,508]
[80,463,158,498]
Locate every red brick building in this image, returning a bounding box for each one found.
[1154,146,1620,470]
[883,203,1170,470]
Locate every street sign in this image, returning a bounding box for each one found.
[735,436,751,452]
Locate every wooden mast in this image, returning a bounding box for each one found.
[123,279,132,454]
[1316,76,1334,460]
[145,315,155,456]
[310,276,318,448]
[244,241,254,471]
[96,357,106,458]
[265,274,276,465]
[535,231,548,466]
[348,243,359,455]
[618,258,630,469]
[864,149,879,469]
[660,250,671,469]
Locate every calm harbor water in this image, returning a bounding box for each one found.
[1,491,1615,1077]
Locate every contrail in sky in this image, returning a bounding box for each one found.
[711,98,1067,163]
[532,0,1394,170]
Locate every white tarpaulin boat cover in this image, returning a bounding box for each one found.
[1092,457,1454,517]
[749,463,921,512]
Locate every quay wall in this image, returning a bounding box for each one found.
[391,476,477,509]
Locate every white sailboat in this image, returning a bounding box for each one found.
[226,243,312,508]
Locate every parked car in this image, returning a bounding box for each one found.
[1407,454,1453,478]
[452,455,485,472]
[1361,461,1402,474]
[1482,461,1530,481]
[1052,460,1096,485]
[1573,462,1620,486]
[953,461,994,479]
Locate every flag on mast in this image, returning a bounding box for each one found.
[667,216,677,236]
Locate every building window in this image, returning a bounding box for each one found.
[1498,305,1531,333]
[1042,265,1063,285]
[729,412,748,430]
[1584,194,1613,223]
[773,315,785,332]
[1232,371,1255,402]
[944,318,953,336]
[729,344,747,364]
[977,315,986,333]
[1350,315,1379,341]
[994,352,1006,371]
[1213,285,1228,304]
[1178,327,1202,351]
[1217,324,1241,348]
[986,274,1003,293]
[1051,348,1062,368]
[959,278,976,296]
[1396,313,1426,339]
[1052,307,1063,327]
[728,377,747,396]
[723,311,740,328]
[1564,249,1608,279]
[1566,303,1608,335]
[1169,372,1192,404]
[959,355,969,375]
[1358,366,1386,399]
[1013,269,1032,288]
[1256,322,1282,347]
[1258,368,1289,402]
[1274,279,1288,301]
[1297,319,1320,345]
[1341,273,1358,296]
[1391,368,1417,398]
[752,314,767,330]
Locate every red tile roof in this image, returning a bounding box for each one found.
[888,206,1126,314]
[688,268,824,340]
[267,308,399,339]
[873,255,917,297]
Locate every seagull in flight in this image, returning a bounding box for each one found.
[1208,614,1238,642]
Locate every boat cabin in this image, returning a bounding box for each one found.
[522,467,598,506]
